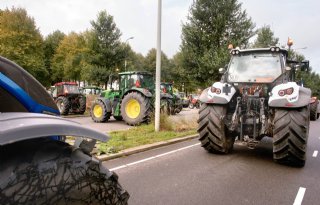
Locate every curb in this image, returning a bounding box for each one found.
[62,114,90,118]
[97,134,199,161]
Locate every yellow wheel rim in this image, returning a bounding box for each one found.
[93,104,103,118]
[125,99,140,119]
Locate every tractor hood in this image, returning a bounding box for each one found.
[0,112,109,145]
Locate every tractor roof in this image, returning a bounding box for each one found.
[230,47,288,57]
[119,71,153,76]
[54,82,78,86]
[161,82,173,85]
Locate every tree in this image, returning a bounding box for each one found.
[180,0,255,86]
[143,48,172,81]
[44,30,65,84]
[122,45,145,72]
[87,10,125,85]
[51,32,89,82]
[0,7,48,85]
[252,25,279,48]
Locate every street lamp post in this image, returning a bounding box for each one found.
[155,0,162,132]
[125,37,134,71]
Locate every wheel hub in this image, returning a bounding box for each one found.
[125,99,140,119]
[93,104,103,118]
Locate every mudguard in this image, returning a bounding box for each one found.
[199,82,236,104]
[161,92,173,99]
[268,82,311,108]
[0,56,59,115]
[96,97,113,112]
[0,112,109,146]
[124,88,153,98]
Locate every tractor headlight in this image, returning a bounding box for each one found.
[211,87,221,94]
[278,87,294,96]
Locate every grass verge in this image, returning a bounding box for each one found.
[97,113,198,155]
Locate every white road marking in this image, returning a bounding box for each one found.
[110,143,200,171]
[293,187,306,205]
[313,150,318,158]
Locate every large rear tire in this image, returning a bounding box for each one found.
[273,107,309,167]
[0,139,129,205]
[77,95,86,114]
[56,96,70,115]
[121,92,151,126]
[197,103,234,154]
[91,100,111,123]
[310,101,317,121]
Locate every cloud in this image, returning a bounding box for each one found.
[1,0,320,73]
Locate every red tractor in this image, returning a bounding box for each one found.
[51,82,86,115]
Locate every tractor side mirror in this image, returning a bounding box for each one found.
[300,60,309,71]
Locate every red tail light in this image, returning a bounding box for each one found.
[136,80,141,87]
[162,87,167,93]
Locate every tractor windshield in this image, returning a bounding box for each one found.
[64,84,80,94]
[161,83,173,94]
[227,52,282,83]
[139,74,154,90]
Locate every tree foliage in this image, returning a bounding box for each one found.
[143,48,172,81]
[0,7,48,85]
[252,25,279,48]
[51,32,89,82]
[44,30,65,83]
[181,0,255,86]
[87,10,125,85]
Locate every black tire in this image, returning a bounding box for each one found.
[176,104,183,114]
[77,95,86,114]
[0,139,129,205]
[188,103,194,109]
[310,102,317,121]
[197,103,235,154]
[273,107,309,167]
[168,99,176,115]
[91,100,111,123]
[56,96,70,115]
[160,98,170,115]
[114,116,123,121]
[121,92,151,126]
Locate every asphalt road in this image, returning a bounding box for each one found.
[103,120,320,205]
[67,108,199,133]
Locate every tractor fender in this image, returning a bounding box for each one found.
[199,82,236,104]
[161,93,173,99]
[268,82,311,108]
[124,88,153,98]
[0,112,109,146]
[95,97,112,112]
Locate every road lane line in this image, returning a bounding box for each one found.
[293,187,306,205]
[110,143,200,171]
[313,150,318,157]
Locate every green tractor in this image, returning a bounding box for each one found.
[160,82,183,115]
[90,71,154,125]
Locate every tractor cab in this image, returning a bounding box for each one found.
[52,82,81,98]
[119,71,154,93]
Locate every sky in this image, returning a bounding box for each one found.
[1,0,320,73]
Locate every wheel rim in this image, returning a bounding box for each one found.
[93,104,103,118]
[125,99,140,119]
